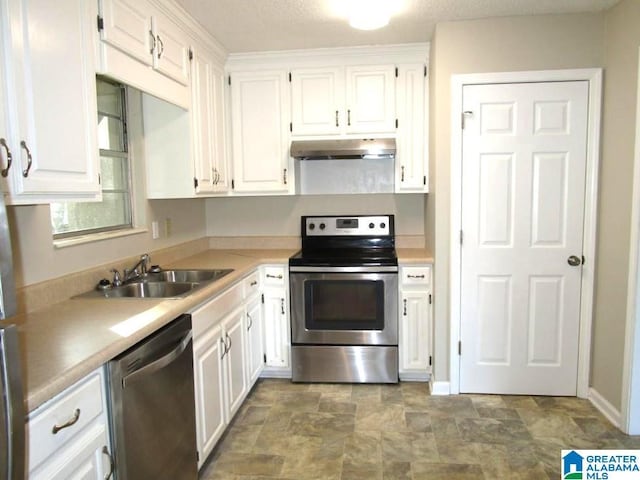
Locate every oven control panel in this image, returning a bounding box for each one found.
[304,215,392,236]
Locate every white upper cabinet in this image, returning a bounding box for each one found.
[191,46,228,194]
[290,68,342,136]
[97,0,191,108]
[290,65,396,136]
[345,65,396,134]
[229,70,292,193]
[395,63,428,192]
[0,0,100,203]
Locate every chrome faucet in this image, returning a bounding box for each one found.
[112,253,151,285]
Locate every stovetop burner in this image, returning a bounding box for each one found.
[290,214,397,267]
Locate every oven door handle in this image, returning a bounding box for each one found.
[289,266,398,273]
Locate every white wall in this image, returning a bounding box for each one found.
[205,194,425,237]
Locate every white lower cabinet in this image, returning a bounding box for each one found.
[399,265,433,381]
[27,368,113,480]
[246,295,264,384]
[222,306,248,419]
[261,265,290,374]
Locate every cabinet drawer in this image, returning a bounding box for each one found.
[244,271,260,299]
[28,369,105,471]
[401,266,431,286]
[192,282,243,337]
[262,266,286,286]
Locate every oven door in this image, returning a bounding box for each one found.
[290,267,398,346]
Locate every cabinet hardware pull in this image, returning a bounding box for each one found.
[266,274,283,279]
[226,333,232,352]
[283,168,287,185]
[403,299,407,316]
[407,274,425,279]
[347,109,351,126]
[247,313,253,331]
[156,35,164,59]
[280,298,285,315]
[220,337,227,358]
[52,408,81,434]
[149,30,156,54]
[250,280,258,286]
[335,110,339,127]
[20,141,32,177]
[0,138,12,177]
[401,165,405,182]
[102,446,115,480]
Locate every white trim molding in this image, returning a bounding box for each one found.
[621,47,640,435]
[430,381,451,396]
[449,68,603,397]
[589,387,622,430]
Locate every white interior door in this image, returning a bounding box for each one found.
[460,81,589,395]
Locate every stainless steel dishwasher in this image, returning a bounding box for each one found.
[107,314,197,480]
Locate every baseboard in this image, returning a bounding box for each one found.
[399,372,431,382]
[430,381,451,396]
[260,368,292,379]
[589,387,622,429]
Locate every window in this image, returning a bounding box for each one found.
[50,78,133,238]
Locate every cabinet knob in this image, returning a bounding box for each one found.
[0,138,12,177]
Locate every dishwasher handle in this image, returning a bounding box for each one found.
[121,331,193,388]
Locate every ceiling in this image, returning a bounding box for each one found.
[173,0,620,53]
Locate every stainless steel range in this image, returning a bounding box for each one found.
[289,214,399,383]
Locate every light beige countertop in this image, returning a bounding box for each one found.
[3,247,431,413]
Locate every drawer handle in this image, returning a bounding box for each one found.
[102,446,114,480]
[20,141,32,177]
[407,274,425,279]
[52,408,81,434]
[0,138,12,177]
[250,280,258,286]
[266,274,283,279]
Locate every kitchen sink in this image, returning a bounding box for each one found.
[75,268,234,299]
[146,269,233,284]
[102,282,197,298]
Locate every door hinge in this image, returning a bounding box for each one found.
[395,67,398,77]
[395,118,398,129]
[194,177,198,188]
[582,255,586,265]
[462,111,473,129]
[424,65,428,77]
[261,293,264,304]
[458,341,462,356]
[231,179,235,189]
[196,451,200,462]
[98,174,101,185]
[423,175,427,186]
[228,76,231,86]
[263,353,267,363]
[97,15,104,32]
[429,355,432,366]
[429,294,432,304]
[288,72,292,82]
[188,48,193,61]
[460,230,463,245]
[289,122,292,133]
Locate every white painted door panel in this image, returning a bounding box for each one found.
[291,68,343,136]
[99,0,153,66]
[460,81,589,395]
[346,65,396,133]
[152,14,190,86]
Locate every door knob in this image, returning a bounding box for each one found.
[567,255,582,266]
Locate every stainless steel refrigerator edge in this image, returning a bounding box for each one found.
[0,193,25,480]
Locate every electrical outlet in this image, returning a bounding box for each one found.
[151,221,159,239]
[164,218,172,238]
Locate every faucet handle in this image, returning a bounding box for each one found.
[140,253,150,274]
[110,268,122,287]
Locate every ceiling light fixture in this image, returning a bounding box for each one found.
[344,0,396,31]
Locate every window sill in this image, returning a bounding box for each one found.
[53,227,148,249]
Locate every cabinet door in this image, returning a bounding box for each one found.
[345,65,396,133]
[191,47,215,194]
[399,290,431,374]
[5,0,100,200]
[152,13,190,86]
[99,0,153,67]
[290,68,343,136]
[223,308,248,420]
[192,323,226,469]
[230,70,291,193]
[30,424,110,480]
[396,64,428,192]
[246,296,264,385]
[0,17,10,195]
[211,63,229,192]
[263,289,289,368]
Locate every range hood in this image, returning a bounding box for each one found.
[290,138,396,160]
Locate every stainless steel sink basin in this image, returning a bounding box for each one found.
[74,268,234,299]
[102,282,197,298]
[146,269,233,283]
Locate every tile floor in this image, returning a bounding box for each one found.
[199,379,640,480]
